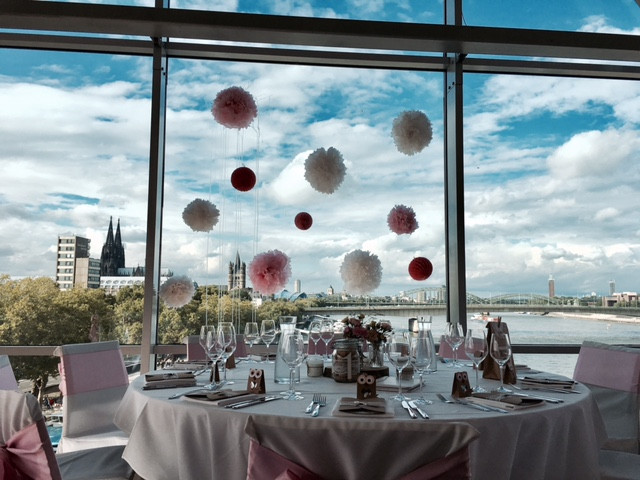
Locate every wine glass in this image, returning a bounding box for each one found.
[320,319,335,361]
[279,329,306,400]
[308,319,323,356]
[200,325,222,390]
[243,322,259,362]
[410,334,434,405]
[386,333,411,401]
[490,332,513,393]
[464,329,488,393]
[217,322,236,385]
[260,320,277,363]
[444,322,464,367]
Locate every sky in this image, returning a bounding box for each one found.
[1,1,639,299]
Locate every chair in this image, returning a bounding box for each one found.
[184,335,207,362]
[573,341,640,454]
[0,389,132,480]
[244,415,479,480]
[0,355,19,391]
[54,341,129,453]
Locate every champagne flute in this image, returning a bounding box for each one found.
[243,322,259,362]
[410,334,434,405]
[464,329,488,393]
[280,329,306,400]
[217,322,236,385]
[444,322,464,367]
[308,319,323,356]
[490,332,513,393]
[386,333,411,401]
[320,319,335,362]
[260,320,277,363]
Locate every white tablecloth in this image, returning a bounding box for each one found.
[115,361,606,480]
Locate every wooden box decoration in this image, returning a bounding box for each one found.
[451,371,472,398]
[247,368,266,394]
[356,372,377,400]
[209,362,220,384]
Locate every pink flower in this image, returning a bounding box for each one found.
[211,86,258,129]
[248,249,291,295]
[387,204,418,235]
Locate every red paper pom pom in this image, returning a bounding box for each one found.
[231,166,256,192]
[409,257,433,281]
[294,212,313,230]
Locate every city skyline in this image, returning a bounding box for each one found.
[1,2,639,298]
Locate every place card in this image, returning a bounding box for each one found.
[247,368,266,394]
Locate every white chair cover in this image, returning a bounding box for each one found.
[0,355,19,391]
[573,341,640,454]
[54,341,129,453]
[0,390,132,480]
[244,414,479,480]
[598,450,640,480]
[184,335,207,361]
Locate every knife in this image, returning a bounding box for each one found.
[408,400,429,419]
[227,395,280,409]
[401,400,417,419]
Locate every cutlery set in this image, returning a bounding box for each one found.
[305,393,327,417]
[402,400,429,419]
[224,395,281,409]
[436,393,509,413]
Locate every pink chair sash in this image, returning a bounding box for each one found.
[398,446,472,480]
[573,341,640,393]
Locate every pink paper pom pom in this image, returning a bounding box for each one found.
[387,204,419,235]
[304,147,347,194]
[211,86,258,129]
[391,110,433,156]
[249,249,291,295]
[339,249,382,295]
[182,198,220,232]
[159,275,196,308]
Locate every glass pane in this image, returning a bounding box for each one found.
[0,48,152,361]
[160,58,444,346]
[464,72,640,372]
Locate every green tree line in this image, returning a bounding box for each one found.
[0,274,322,400]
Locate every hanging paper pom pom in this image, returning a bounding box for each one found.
[249,249,291,295]
[340,249,382,295]
[304,147,347,194]
[231,166,256,192]
[391,110,433,156]
[182,198,220,232]
[409,257,433,281]
[211,86,258,129]
[294,212,313,230]
[159,275,196,308]
[387,204,419,235]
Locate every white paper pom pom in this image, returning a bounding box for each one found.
[182,199,220,232]
[391,110,433,156]
[304,147,347,194]
[159,275,196,308]
[339,249,383,295]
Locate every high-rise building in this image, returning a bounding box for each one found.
[294,279,301,293]
[609,280,616,296]
[548,274,555,298]
[55,235,100,290]
[228,251,246,290]
[100,217,126,276]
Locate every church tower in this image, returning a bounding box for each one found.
[228,251,246,290]
[100,217,126,276]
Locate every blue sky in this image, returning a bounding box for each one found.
[0,1,639,298]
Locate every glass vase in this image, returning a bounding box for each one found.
[368,341,385,368]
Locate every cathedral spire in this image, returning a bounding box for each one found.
[115,218,122,248]
[105,216,114,246]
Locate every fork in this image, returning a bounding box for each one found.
[311,395,326,417]
[305,393,321,414]
[436,393,455,404]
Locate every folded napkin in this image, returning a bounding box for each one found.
[519,375,576,389]
[145,371,195,381]
[142,377,197,390]
[376,376,421,393]
[332,397,393,417]
[184,389,255,405]
[468,393,544,410]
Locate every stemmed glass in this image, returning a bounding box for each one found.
[444,322,464,367]
[200,325,222,390]
[410,334,434,405]
[308,319,323,356]
[464,329,489,393]
[386,332,411,401]
[280,329,306,400]
[320,319,335,361]
[490,332,513,393]
[260,320,277,363]
[243,322,259,362]
[217,322,236,385]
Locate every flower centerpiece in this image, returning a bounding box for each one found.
[342,314,392,368]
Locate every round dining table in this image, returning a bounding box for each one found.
[114,359,606,480]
